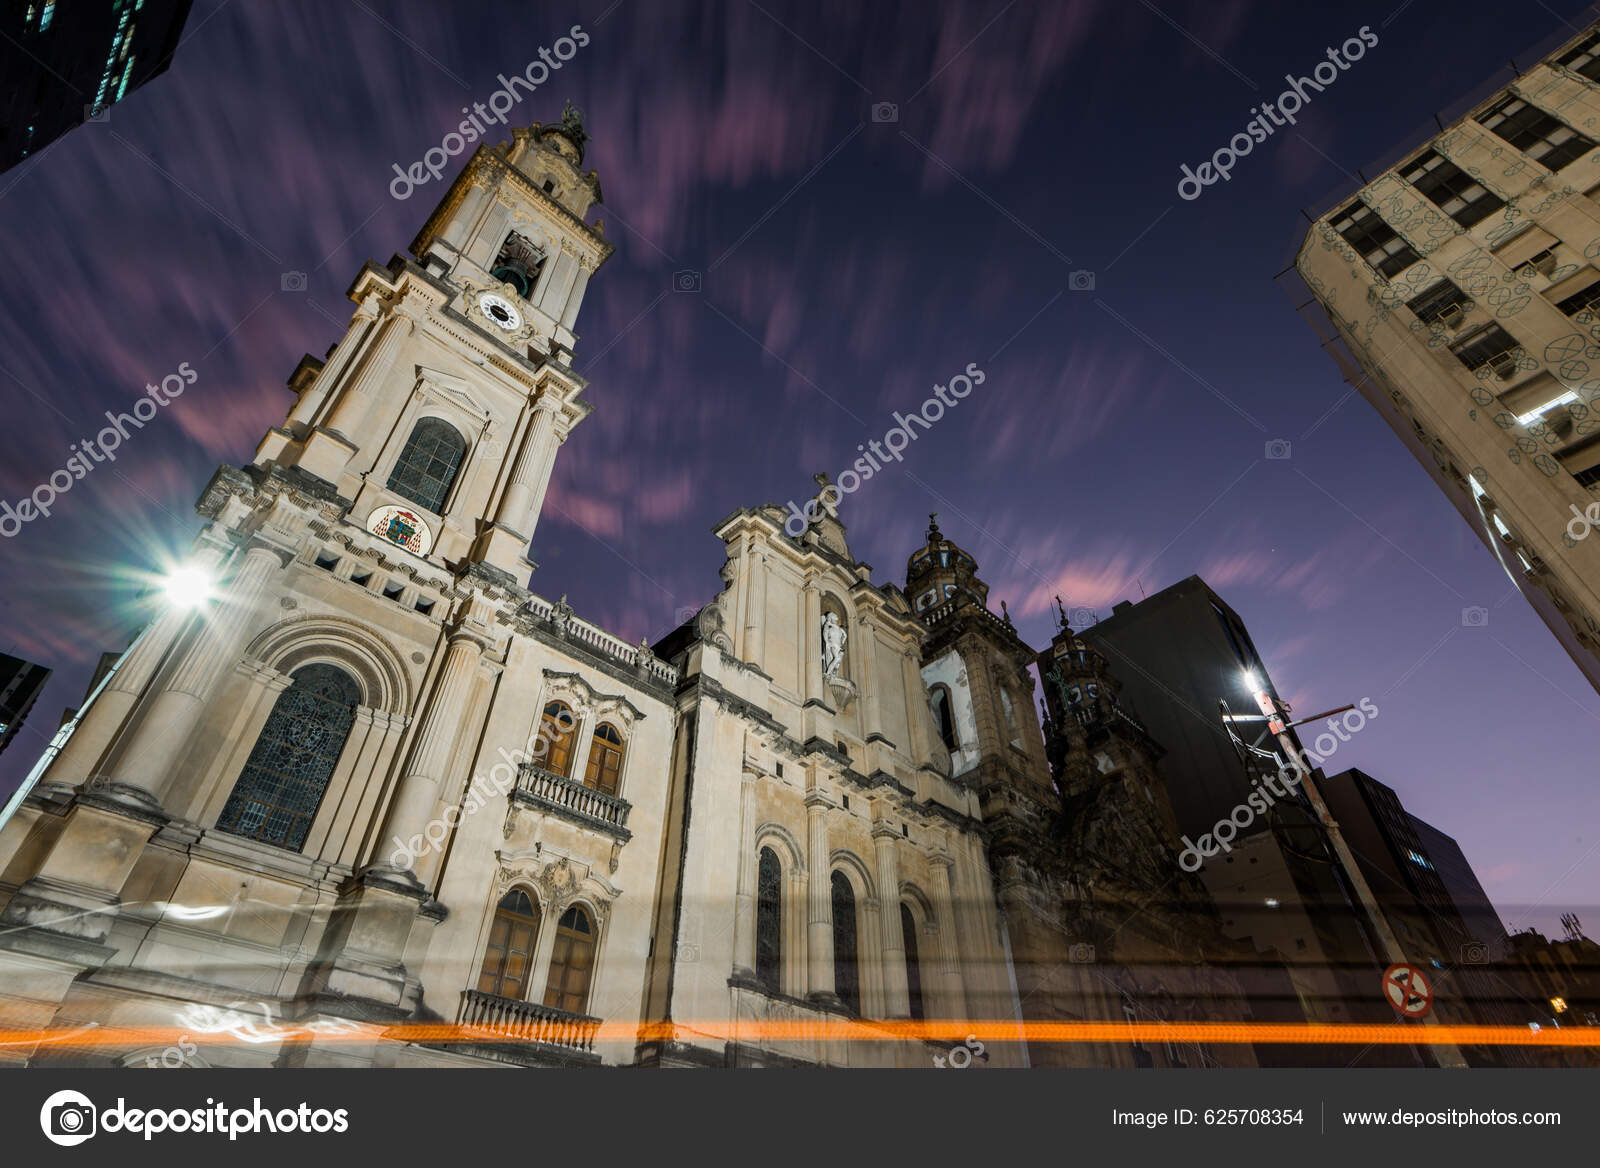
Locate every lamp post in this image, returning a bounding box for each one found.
[1225,672,1468,1069]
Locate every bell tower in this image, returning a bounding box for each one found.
[259,102,612,583]
[0,108,622,1040]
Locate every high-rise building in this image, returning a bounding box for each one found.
[1407,813,1508,956]
[0,0,193,173]
[0,653,50,758]
[1292,20,1600,693]
[1080,578,1419,1049]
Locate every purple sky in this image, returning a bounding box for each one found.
[0,0,1595,938]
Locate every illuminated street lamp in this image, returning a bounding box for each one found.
[1221,668,1468,1069]
[160,563,216,609]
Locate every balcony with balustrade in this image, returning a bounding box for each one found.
[453,990,602,1065]
[512,763,633,842]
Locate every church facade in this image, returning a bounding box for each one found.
[0,112,1261,1069]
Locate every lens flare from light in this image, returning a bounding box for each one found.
[162,565,214,609]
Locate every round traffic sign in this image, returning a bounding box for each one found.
[1382,963,1434,1018]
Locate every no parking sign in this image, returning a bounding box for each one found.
[1383,963,1434,1018]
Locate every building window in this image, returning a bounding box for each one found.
[1407,277,1472,326]
[929,685,958,751]
[583,722,624,795]
[477,889,542,1000]
[216,663,361,852]
[538,701,577,777]
[1555,30,1600,82]
[386,417,465,515]
[1555,278,1600,317]
[1476,95,1596,171]
[756,847,782,991]
[831,871,860,1013]
[1400,151,1504,228]
[1330,202,1419,278]
[1450,323,1521,376]
[901,903,925,1021]
[542,905,596,1014]
[491,231,546,300]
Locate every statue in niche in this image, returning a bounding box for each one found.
[821,611,847,679]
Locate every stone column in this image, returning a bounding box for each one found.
[376,629,487,872]
[803,583,823,706]
[804,790,835,1000]
[105,543,283,802]
[288,296,379,429]
[901,649,938,766]
[730,769,760,979]
[319,307,413,439]
[929,852,968,1019]
[784,870,809,998]
[742,549,767,664]
[47,541,230,787]
[477,396,562,575]
[873,821,911,1018]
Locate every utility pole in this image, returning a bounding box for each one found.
[1224,676,1469,1069]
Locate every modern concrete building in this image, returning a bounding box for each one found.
[1408,813,1508,956]
[1293,20,1600,693]
[0,0,193,172]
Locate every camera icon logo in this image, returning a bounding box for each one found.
[84,105,110,123]
[672,269,702,292]
[40,1089,97,1147]
[1461,606,1489,627]
[280,271,308,293]
[1460,941,1489,964]
[1068,942,1096,964]
[871,102,899,123]
[1068,607,1097,629]
[1265,439,1292,460]
[675,942,700,962]
[1068,269,1096,292]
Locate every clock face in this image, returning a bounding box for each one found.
[480,293,523,332]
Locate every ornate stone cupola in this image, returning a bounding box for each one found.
[905,514,988,618]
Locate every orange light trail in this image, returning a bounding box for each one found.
[5,1020,1600,1050]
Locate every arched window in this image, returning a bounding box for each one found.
[755,847,782,991]
[477,889,542,1000]
[583,722,624,795]
[930,685,958,752]
[537,701,577,777]
[216,663,360,851]
[543,905,596,1015]
[831,871,860,1013]
[901,903,925,1020]
[386,417,466,515]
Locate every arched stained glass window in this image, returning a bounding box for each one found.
[216,663,361,851]
[583,722,624,795]
[543,905,596,1015]
[901,903,925,1021]
[755,847,782,990]
[831,870,860,1013]
[386,417,466,515]
[477,889,542,1000]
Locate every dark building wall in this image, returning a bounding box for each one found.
[1080,576,1308,840]
[0,0,193,172]
[0,652,51,758]
[1408,814,1508,956]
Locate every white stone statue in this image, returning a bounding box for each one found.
[821,611,846,678]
